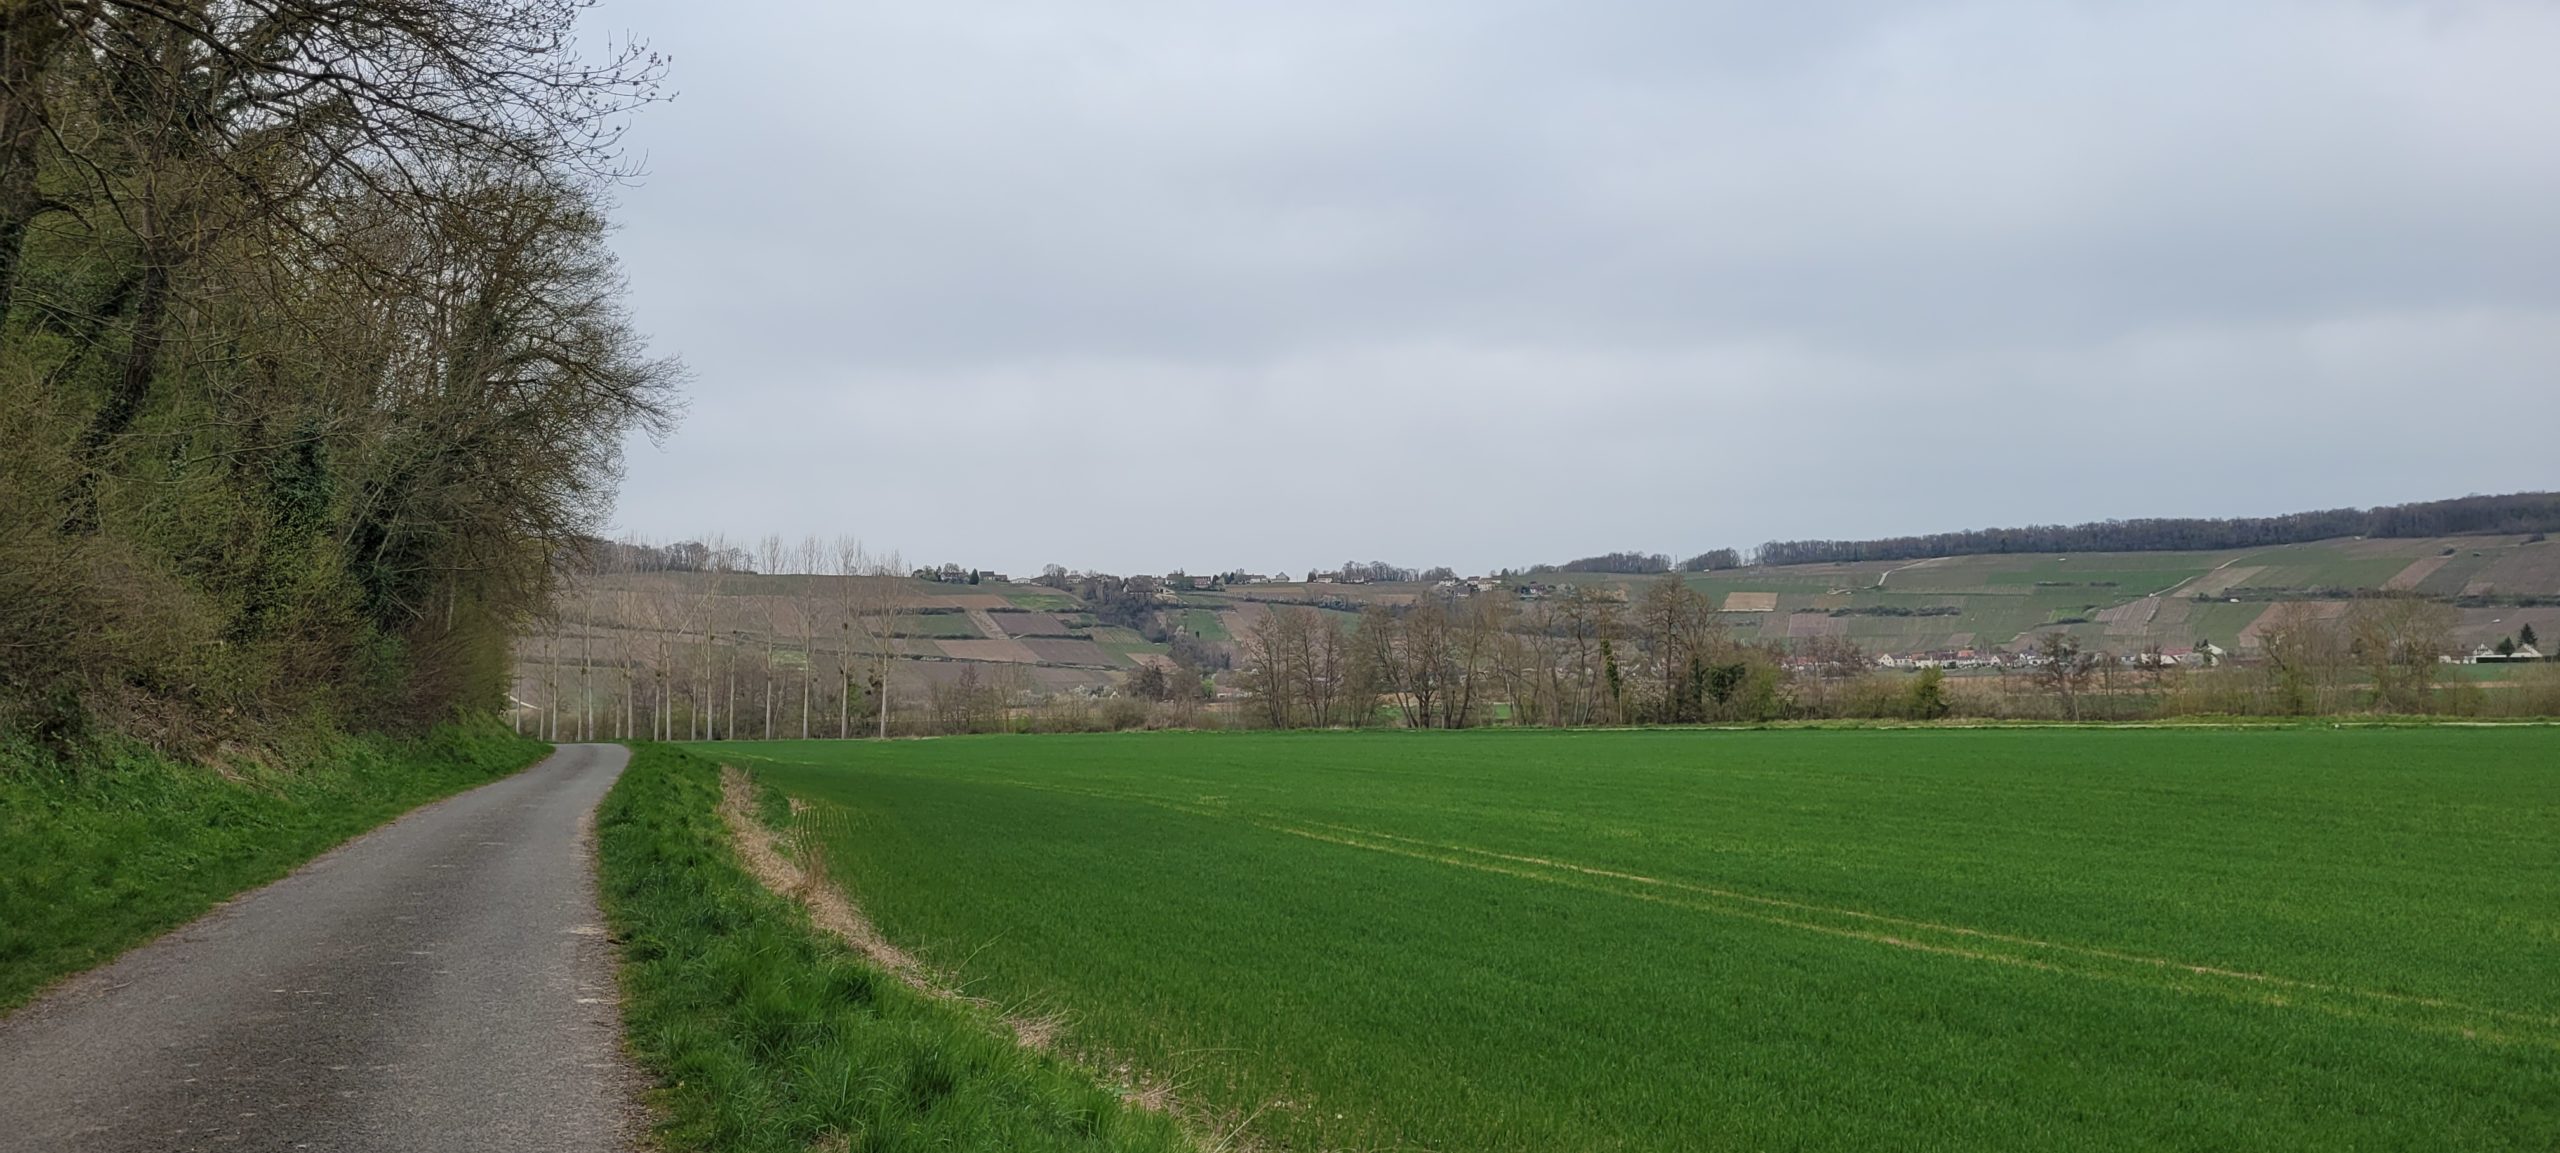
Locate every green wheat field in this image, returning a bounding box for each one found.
[712,728,2560,1151]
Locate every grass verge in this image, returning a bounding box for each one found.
[594,743,1194,1153]
[0,719,546,1011]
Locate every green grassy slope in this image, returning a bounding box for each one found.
[722,729,2560,1152]
[0,722,546,1011]
[1656,535,2560,653]
[594,744,1193,1153]
[1176,609,1229,641]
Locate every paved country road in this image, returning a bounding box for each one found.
[0,743,641,1153]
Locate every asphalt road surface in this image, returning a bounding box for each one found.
[0,743,640,1152]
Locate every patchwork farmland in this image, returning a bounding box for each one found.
[1654,535,2560,658]
[511,571,1166,735]
[510,533,2560,735]
[710,727,2560,1151]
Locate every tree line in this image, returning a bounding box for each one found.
[518,535,916,745]
[1758,492,2560,567]
[2247,598,2466,716]
[1232,576,2550,729]
[1527,549,1742,575]
[0,1,675,746]
[1240,578,1791,730]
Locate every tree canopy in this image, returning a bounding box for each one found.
[0,0,677,744]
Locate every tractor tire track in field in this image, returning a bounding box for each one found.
[963,776,2560,1051]
[1288,820,2560,1047]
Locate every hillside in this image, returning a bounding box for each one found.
[511,532,2560,734]
[1666,534,2560,658]
[513,572,1163,738]
[1239,534,2560,660]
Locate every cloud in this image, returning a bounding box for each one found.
[593,0,2560,572]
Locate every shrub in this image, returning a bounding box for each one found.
[1101,697,1150,731]
[1904,668,1951,720]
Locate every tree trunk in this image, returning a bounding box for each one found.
[59,257,172,531]
[545,620,558,741]
[0,8,65,336]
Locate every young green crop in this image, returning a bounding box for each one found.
[719,728,2560,1152]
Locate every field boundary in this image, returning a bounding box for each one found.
[714,765,1235,1134]
[599,746,1214,1151]
[716,767,942,996]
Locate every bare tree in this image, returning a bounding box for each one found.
[2345,596,2457,713]
[1554,585,1623,725]
[611,541,636,740]
[837,539,908,737]
[542,608,558,740]
[674,536,733,740]
[1239,608,1304,728]
[577,562,593,740]
[1378,599,1458,727]
[1447,593,1512,728]
[2033,631,2098,720]
[1492,598,1565,726]
[1635,575,1722,723]
[794,536,823,738]
[2256,602,2344,715]
[1237,605,1359,729]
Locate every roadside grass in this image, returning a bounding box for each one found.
[722,728,2560,1152]
[594,743,1194,1153]
[0,720,545,1011]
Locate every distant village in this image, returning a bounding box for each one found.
[905,559,2553,673]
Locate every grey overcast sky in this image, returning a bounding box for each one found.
[588,1,2560,576]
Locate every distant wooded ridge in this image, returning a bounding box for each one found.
[1749,491,2560,567]
[588,491,2560,587]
